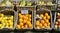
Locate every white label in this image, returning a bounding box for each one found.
[21,10,28,14]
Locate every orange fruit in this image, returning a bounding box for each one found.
[28,18,31,21]
[19,19,23,23]
[23,19,27,23]
[42,26,45,28]
[47,16,50,19]
[25,25,28,28]
[43,16,46,20]
[36,26,40,29]
[19,15,23,18]
[21,26,24,29]
[39,23,42,27]
[46,26,50,28]
[17,25,20,29]
[36,21,40,26]
[41,20,45,24]
[27,21,31,25]
[47,22,50,26]
[29,24,32,28]
[28,14,32,18]
[19,23,23,26]
[40,14,43,17]
[18,13,21,16]
[25,14,29,17]
[45,13,48,16]
[45,20,49,23]
[44,23,48,27]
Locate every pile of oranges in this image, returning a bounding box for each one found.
[35,13,50,29]
[16,13,32,29]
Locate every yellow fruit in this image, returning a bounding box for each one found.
[10,16,13,19]
[40,14,44,17]
[0,14,4,17]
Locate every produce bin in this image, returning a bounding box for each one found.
[16,6,36,31]
[54,11,60,31]
[0,9,16,30]
[34,9,52,31]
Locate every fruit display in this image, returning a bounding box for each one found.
[0,13,14,29]
[35,12,51,29]
[55,12,60,29]
[20,0,32,6]
[38,1,53,5]
[16,11,33,29]
[0,0,13,7]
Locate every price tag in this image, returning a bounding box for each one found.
[21,10,28,14]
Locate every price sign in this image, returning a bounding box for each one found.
[21,9,28,14]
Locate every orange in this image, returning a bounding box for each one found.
[40,14,44,17]
[19,15,23,18]
[45,20,49,23]
[18,13,21,16]
[29,24,32,28]
[39,23,42,27]
[45,13,48,16]
[28,14,32,18]
[19,22,23,26]
[43,16,46,20]
[36,26,40,29]
[44,23,48,27]
[21,26,24,29]
[47,22,50,26]
[19,19,23,23]
[47,16,50,19]
[17,25,20,29]
[25,25,28,28]
[23,19,27,23]
[41,20,45,24]
[27,21,31,25]
[25,14,29,17]
[46,26,50,28]
[36,21,40,26]
[42,26,45,28]
[28,18,31,21]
